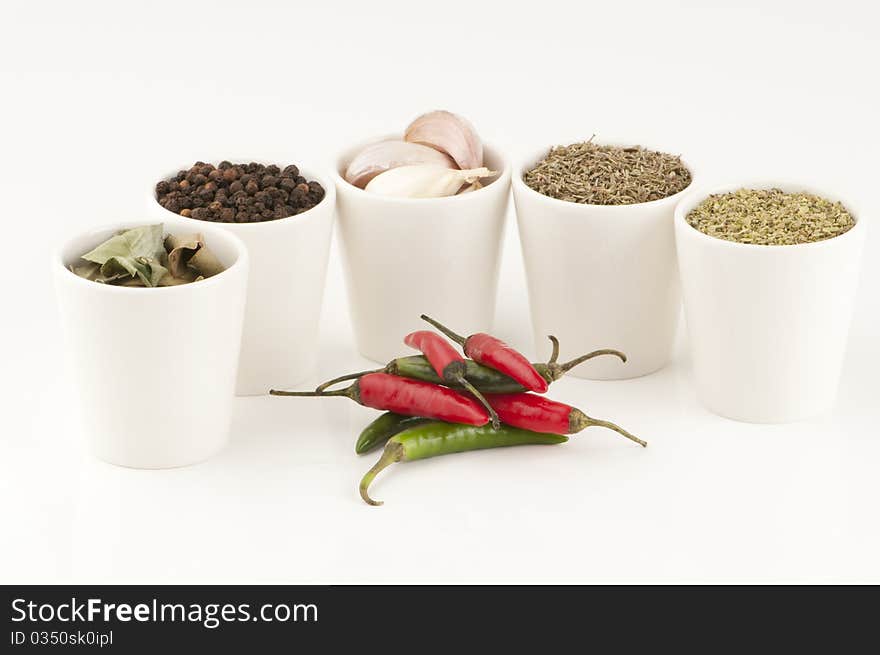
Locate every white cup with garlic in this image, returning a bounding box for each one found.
[334,110,511,363]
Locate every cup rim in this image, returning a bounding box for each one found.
[149,158,336,230]
[56,220,248,294]
[333,135,511,204]
[512,141,695,211]
[674,180,866,251]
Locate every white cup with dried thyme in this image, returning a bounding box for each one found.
[512,139,693,379]
[54,223,248,468]
[675,184,866,423]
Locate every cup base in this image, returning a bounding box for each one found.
[697,397,834,424]
[564,358,671,381]
[236,365,317,396]
[90,441,228,470]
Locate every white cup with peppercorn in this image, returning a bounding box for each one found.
[512,139,694,380]
[151,160,336,395]
[675,182,866,423]
[334,113,511,364]
[54,222,248,468]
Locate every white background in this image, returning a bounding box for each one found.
[2,0,878,583]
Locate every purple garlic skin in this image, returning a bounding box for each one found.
[404,110,483,171]
[344,140,455,189]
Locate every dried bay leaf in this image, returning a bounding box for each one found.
[186,248,225,278]
[69,262,102,281]
[72,224,225,287]
[165,233,225,279]
[80,224,168,287]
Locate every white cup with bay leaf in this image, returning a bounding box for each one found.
[54,223,248,468]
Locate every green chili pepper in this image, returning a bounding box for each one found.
[318,336,626,394]
[355,412,432,455]
[359,422,568,506]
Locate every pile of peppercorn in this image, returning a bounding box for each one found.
[155,161,325,223]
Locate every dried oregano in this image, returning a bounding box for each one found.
[686,188,855,246]
[523,139,692,205]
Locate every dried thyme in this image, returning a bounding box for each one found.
[686,188,855,246]
[523,139,692,205]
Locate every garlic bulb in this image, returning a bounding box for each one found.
[404,110,483,170]
[365,165,496,198]
[344,140,455,188]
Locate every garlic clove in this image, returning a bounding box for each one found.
[458,180,484,194]
[404,110,483,170]
[344,140,456,189]
[365,165,496,198]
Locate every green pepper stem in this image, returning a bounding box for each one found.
[457,376,501,430]
[570,409,647,447]
[315,368,382,393]
[588,417,647,448]
[420,314,467,346]
[557,349,627,373]
[359,441,405,506]
[269,387,352,398]
[547,335,560,364]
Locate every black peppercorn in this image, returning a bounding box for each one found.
[156,160,325,223]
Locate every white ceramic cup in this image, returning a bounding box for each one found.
[150,161,336,395]
[512,145,693,379]
[54,223,248,468]
[334,140,511,363]
[675,182,867,423]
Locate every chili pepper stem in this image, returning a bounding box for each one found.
[456,377,501,430]
[560,349,627,372]
[315,368,381,393]
[270,387,354,399]
[548,335,560,364]
[420,314,467,346]
[544,349,628,382]
[360,441,405,506]
[569,409,647,447]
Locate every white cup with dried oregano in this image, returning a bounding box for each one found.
[675,184,866,423]
[512,138,693,379]
[54,223,248,468]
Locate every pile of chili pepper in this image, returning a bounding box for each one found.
[270,315,646,506]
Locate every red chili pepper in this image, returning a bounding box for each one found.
[270,372,490,426]
[404,330,500,429]
[421,315,549,393]
[485,393,647,446]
